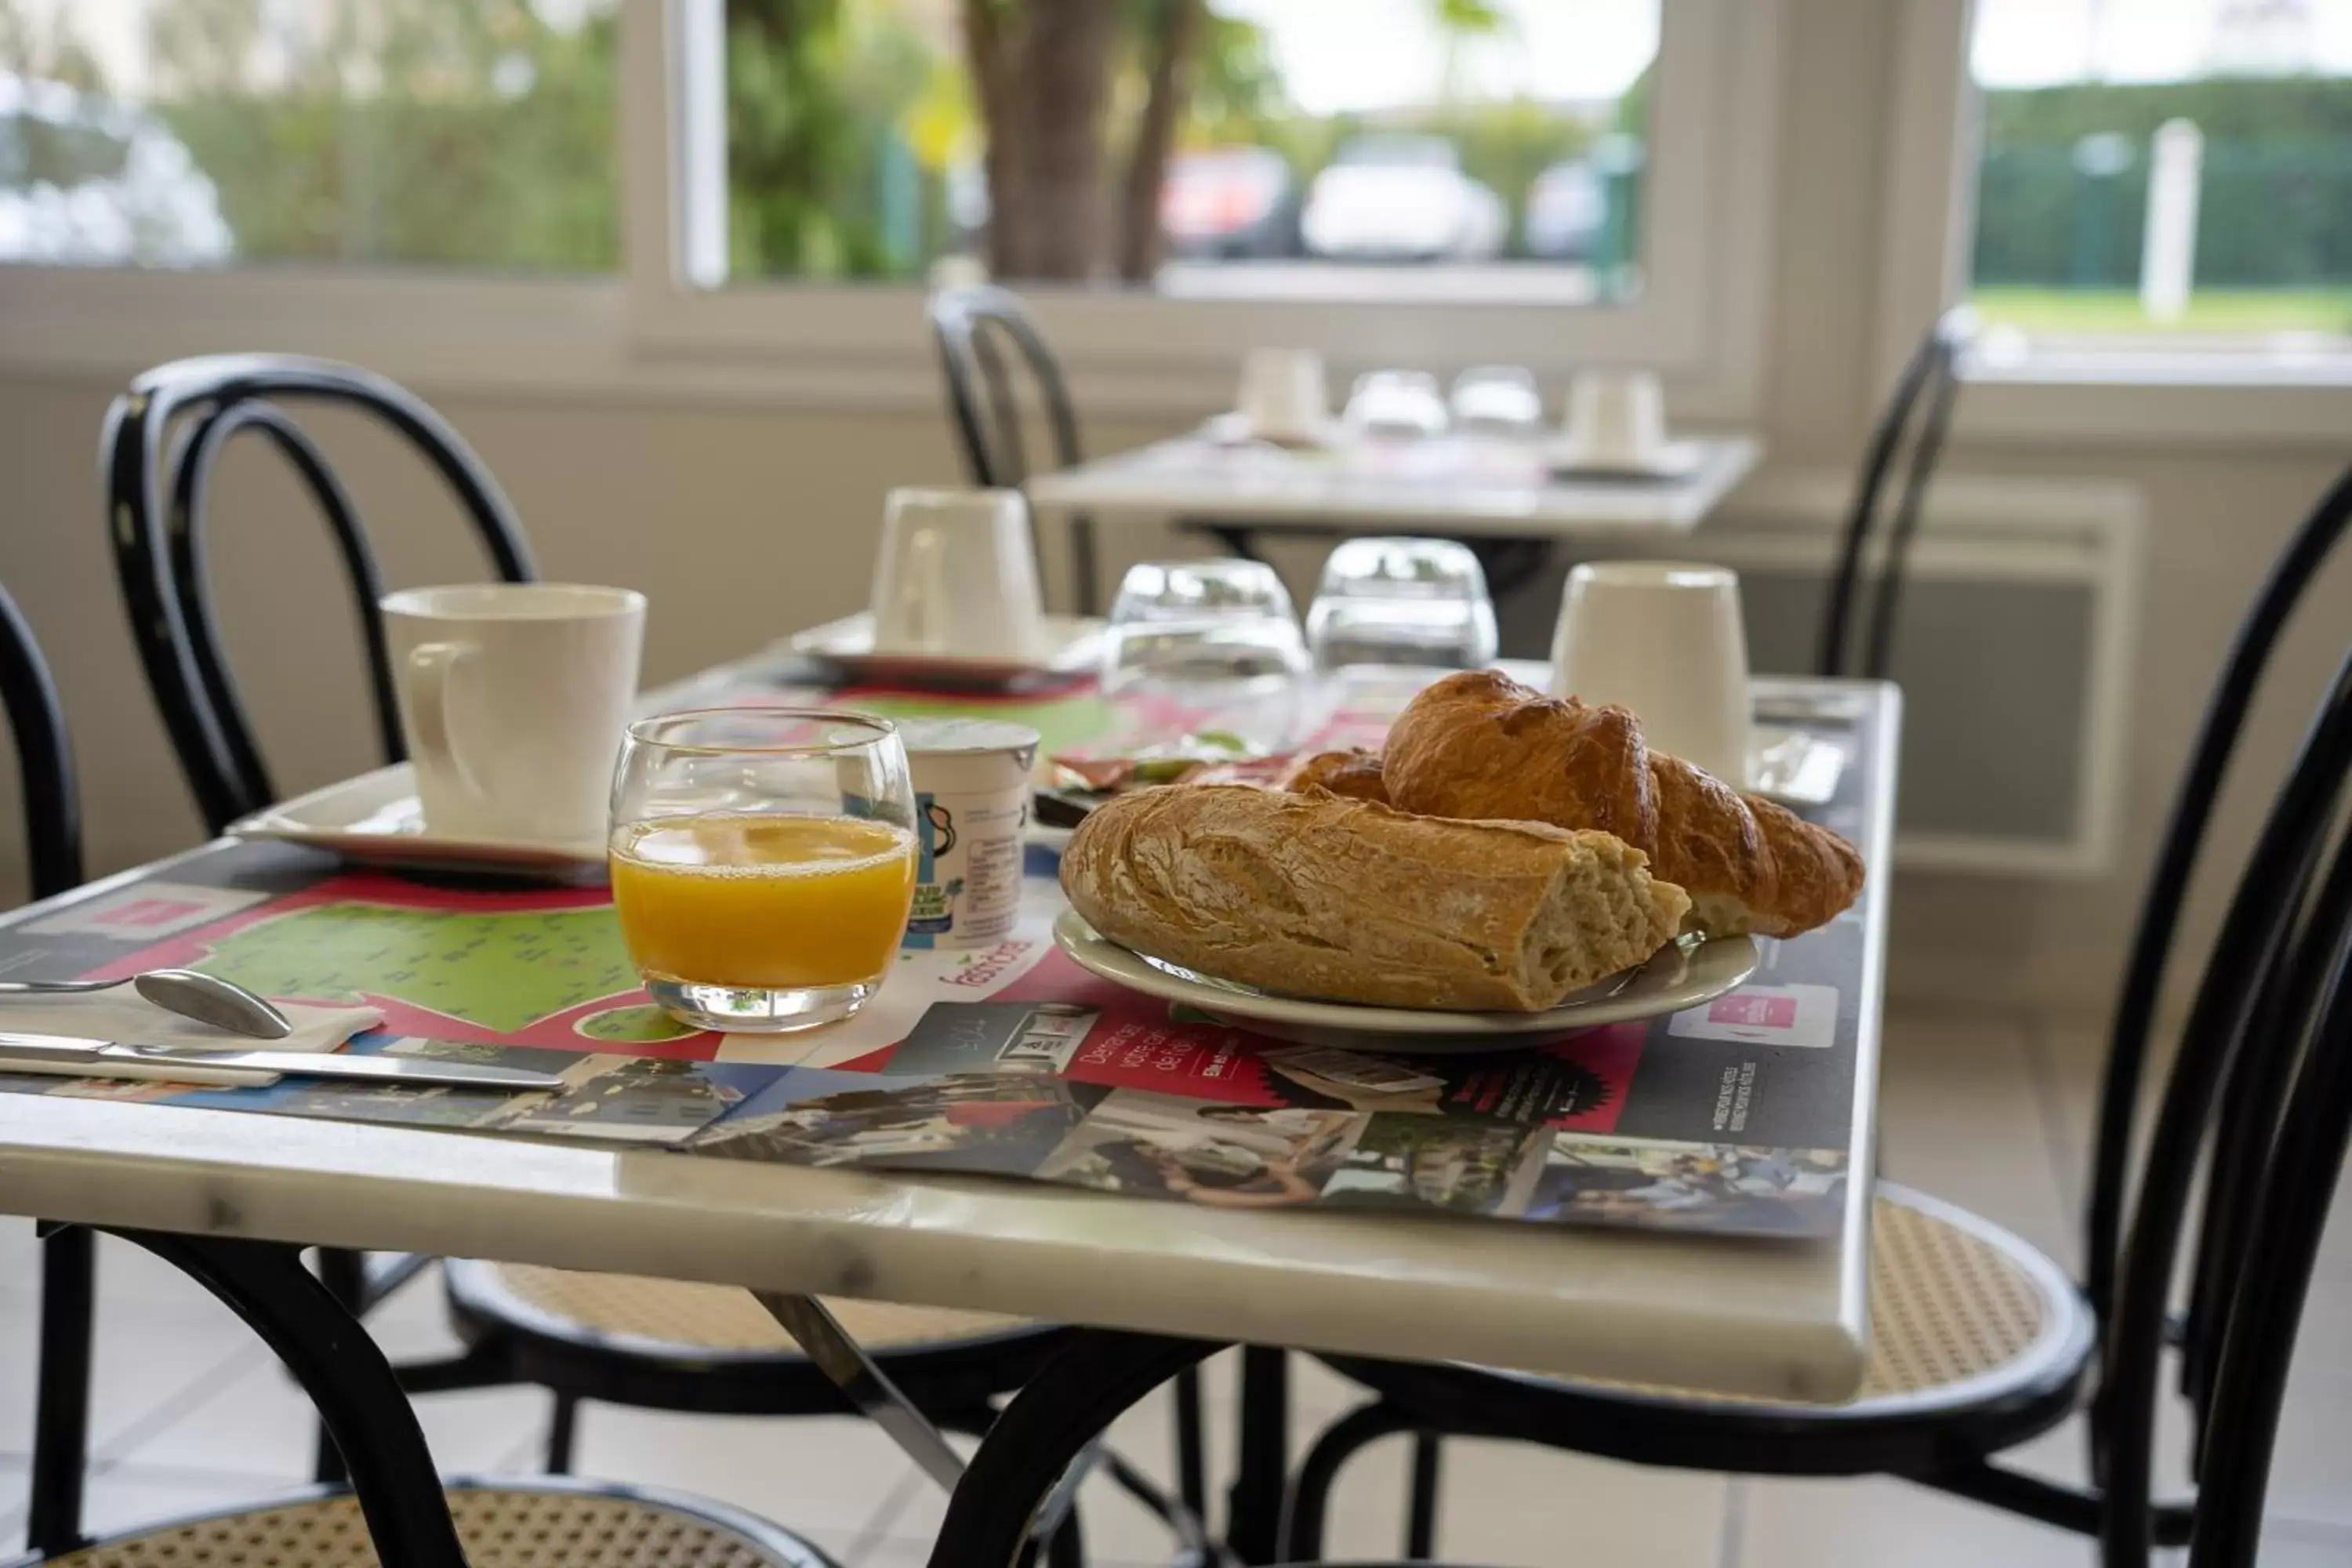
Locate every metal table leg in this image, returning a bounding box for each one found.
[924,1330,1221,1568]
[104,1228,470,1568]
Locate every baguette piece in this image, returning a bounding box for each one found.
[1060,783,1690,1011]
[1381,670,1864,938]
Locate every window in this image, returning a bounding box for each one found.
[1966,0,2352,360]
[715,0,1658,304]
[0,0,621,270]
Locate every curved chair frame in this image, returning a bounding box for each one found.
[101,353,535,833]
[925,285,1099,615]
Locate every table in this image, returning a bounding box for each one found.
[0,666,1893,1568]
[1026,433,1763,614]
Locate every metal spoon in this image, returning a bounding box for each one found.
[0,969,294,1040]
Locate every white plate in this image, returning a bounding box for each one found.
[786,612,1104,688]
[1053,909,1758,1054]
[1544,439,1707,481]
[227,765,608,882]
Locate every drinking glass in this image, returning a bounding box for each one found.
[609,708,916,1033]
[1450,365,1544,435]
[1342,370,1450,439]
[1306,536,1498,676]
[1101,560,1312,750]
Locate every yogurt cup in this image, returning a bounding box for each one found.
[898,718,1042,949]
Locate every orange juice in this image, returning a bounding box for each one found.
[610,813,917,989]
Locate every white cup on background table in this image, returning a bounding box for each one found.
[1236,347,1331,441]
[869,487,1047,659]
[383,583,645,844]
[1559,370,1670,470]
[1547,561,1750,782]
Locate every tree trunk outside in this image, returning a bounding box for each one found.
[1117,0,1204,282]
[963,0,1122,281]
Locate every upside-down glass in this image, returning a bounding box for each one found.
[1450,365,1544,435]
[1101,560,1313,750]
[609,709,916,1033]
[1343,370,1450,439]
[1305,536,1498,675]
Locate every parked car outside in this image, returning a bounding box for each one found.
[1523,158,1606,261]
[1160,146,1298,260]
[1300,134,1508,263]
[0,73,233,267]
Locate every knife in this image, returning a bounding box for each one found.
[0,1033,564,1091]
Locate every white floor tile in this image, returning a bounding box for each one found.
[1877,1007,2077,1271]
[0,1461,277,1557]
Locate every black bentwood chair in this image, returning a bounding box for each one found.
[1816,306,1972,682]
[926,285,1102,615]
[96,354,1098,1497]
[1,596,833,1568]
[1281,462,2352,1566]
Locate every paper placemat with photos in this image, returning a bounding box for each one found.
[0,682,1884,1240]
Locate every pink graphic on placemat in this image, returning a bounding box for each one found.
[1709,993,1798,1029]
[92,896,215,931]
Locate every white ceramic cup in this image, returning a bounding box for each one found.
[1561,371,1669,468]
[1236,347,1330,441]
[382,583,645,844]
[1547,561,1750,782]
[869,488,1047,659]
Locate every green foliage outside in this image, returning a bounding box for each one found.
[1975,75,2352,304]
[0,0,1632,280]
[1969,285,2352,336]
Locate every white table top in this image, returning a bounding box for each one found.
[0,674,1893,1403]
[1026,432,1762,539]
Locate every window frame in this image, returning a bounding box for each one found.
[0,0,1784,423]
[1876,0,2352,448]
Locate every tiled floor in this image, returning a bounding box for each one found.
[2,1007,2349,1565]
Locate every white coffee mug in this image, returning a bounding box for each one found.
[1236,347,1330,441]
[1547,561,1750,782]
[1561,371,1668,468]
[869,488,1047,659]
[382,583,645,844]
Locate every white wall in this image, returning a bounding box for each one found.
[0,0,2345,1023]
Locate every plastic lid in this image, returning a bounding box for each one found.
[897,717,1044,756]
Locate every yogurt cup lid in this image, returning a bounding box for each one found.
[898,717,1043,757]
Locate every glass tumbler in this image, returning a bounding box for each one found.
[1305,536,1499,674]
[609,708,916,1033]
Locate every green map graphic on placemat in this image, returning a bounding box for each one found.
[845,692,1116,754]
[193,902,644,1036]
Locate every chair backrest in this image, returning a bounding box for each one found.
[0,583,82,902]
[2089,535,2352,1562]
[1816,307,1972,681]
[924,285,1098,614]
[102,354,536,834]
[2182,815,2352,1568]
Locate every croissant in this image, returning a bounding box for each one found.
[1377,670,1864,938]
[1277,748,1391,804]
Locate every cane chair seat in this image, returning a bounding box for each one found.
[39,1480,835,1567]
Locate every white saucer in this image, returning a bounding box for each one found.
[1200,411,1351,451]
[227,766,608,881]
[1052,909,1758,1054]
[786,612,1103,689]
[1544,439,1706,481]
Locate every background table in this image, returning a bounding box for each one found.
[1027,433,1763,613]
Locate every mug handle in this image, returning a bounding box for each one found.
[405,641,487,804]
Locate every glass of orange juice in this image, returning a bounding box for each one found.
[609,709,917,1032]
